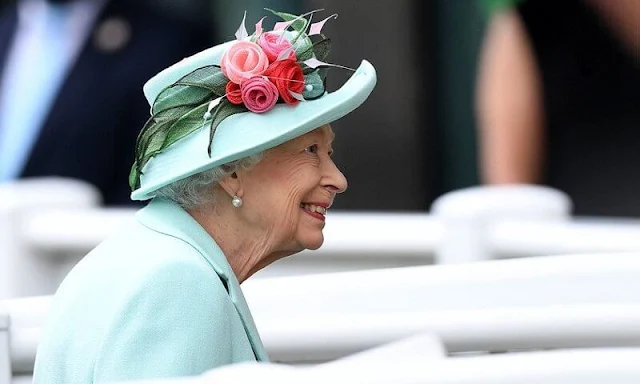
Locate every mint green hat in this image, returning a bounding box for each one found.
[129,9,377,201]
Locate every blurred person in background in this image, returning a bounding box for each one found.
[0,0,212,205]
[476,0,640,216]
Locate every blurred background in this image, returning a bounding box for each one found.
[0,0,638,213]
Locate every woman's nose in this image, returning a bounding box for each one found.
[324,159,348,194]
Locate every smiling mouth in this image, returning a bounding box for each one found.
[300,203,328,218]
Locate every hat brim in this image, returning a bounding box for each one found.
[131,59,377,201]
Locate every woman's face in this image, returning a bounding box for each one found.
[238,125,347,253]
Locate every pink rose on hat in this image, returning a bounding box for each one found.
[220,41,269,84]
[258,32,296,62]
[241,76,279,113]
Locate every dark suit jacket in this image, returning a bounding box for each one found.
[0,0,213,205]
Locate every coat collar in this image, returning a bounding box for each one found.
[135,198,269,361]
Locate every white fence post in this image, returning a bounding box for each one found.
[430,185,571,264]
[0,178,101,299]
[0,304,9,384]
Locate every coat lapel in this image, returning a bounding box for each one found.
[135,198,269,361]
[225,273,270,361]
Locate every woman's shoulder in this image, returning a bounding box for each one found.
[90,217,213,268]
[55,219,223,312]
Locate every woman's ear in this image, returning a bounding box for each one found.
[218,171,244,198]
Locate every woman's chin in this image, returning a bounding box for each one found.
[299,233,324,251]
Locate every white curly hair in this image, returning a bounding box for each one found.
[154,152,263,209]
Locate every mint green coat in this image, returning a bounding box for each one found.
[33,199,268,383]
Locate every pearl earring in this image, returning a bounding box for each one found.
[231,195,243,208]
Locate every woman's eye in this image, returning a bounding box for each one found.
[305,144,319,154]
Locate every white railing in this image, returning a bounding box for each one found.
[5,178,640,298]
[0,306,9,384]
[243,253,640,317]
[134,347,640,384]
[0,179,101,299]
[2,296,51,376]
[7,253,640,379]
[10,323,640,383]
[105,334,446,384]
[259,304,640,364]
[8,302,640,381]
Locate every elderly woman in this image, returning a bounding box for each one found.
[32,9,376,384]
